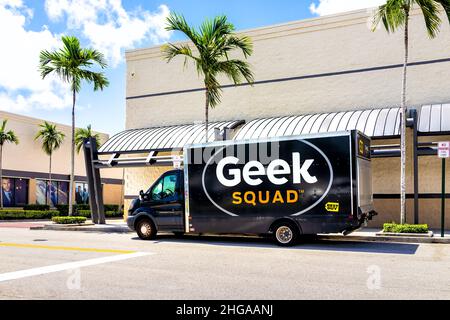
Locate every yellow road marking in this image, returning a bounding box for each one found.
[0,243,135,254]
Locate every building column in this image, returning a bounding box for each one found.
[28,179,37,205]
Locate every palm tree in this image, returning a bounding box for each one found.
[0,119,19,209]
[162,13,254,142]
[35,122,65,206]
[372,0,450,224]
[39,35,109,216]
[75,125,101,154]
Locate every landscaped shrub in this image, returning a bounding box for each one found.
[23,204,50,211]
[54,204,72,215]
[77,210,122,218]
[77,210,91,218]
[383,223,428,234]
[52,216,86,224]
[104,204,120,212]
[0,210,56,220]
[55,204,120,215]
[0,206,121,220]
[76,204,90,211]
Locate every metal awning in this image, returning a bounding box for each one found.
[233,108,401,140]
[99,104,450,155]
[233,104,450,140]
[98,120,244,154]
[418,104,450,134]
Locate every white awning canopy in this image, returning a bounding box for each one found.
[233,108,401,140]
[233,104,450,141]
[98,104,450,155]
[98,120,243,154]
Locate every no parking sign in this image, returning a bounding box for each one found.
[438,141,450,158]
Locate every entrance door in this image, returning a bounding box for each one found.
[149,172,184,230]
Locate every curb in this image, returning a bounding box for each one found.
[0,219,53,223]
[30,224,131,233]
[317,234,450,244]
[375,231,434,238]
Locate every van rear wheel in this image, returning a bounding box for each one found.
[136,219,156,240]
[273,222,298,246]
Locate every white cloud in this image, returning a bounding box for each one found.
[44,0,172,66]
[310,0,386,16]
[0,2,71,113]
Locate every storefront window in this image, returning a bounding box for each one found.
[2,178,29,207]
[14,179,28,206]
[75,182,89,205]
[36,179,47,205]
[36,180,69,206]
[58,181,68,205]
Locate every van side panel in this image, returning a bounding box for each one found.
[185,132,361,235]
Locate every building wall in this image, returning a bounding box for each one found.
[124,8,450,229]
[369,134,450,228]
[0,111,123,207]
[125,8,450,129]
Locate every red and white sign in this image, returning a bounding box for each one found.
[438,141,450,158]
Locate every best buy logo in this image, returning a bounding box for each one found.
[325,202,339,212]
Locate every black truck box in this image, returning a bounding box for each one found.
[184,130,374,235]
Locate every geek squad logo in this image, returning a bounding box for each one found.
[201,139,334,217]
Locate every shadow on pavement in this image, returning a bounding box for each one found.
[131,234,420,255]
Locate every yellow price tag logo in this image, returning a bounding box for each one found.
[325,202,339,212]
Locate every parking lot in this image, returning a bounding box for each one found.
[0,225,449,300]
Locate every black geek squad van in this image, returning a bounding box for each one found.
[127,130,376,246]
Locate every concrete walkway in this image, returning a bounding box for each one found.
[29,219,131,233]
[319,228,450,243]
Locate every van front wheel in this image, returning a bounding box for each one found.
[136,219,156,240]
[274,222,298,246]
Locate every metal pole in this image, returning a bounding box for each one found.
[89,137,105,224]
[83,138,99,224]
[411,109,419,224]
[442,158,446,238]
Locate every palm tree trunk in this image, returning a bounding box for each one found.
[68,88,76,216]
[400,9,409,225]
[49,153,52,207]
[0,145,3,209]
[205,89,209,143]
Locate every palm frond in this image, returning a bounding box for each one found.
[34,122,64,156]
[165,13,201,48]
[0,119,19,146]
[38,35,109,93]
[161,43,200,68]
[81,48,108,69]
[372,0,408,33]
[214,59,254,85]
[200,15,234,45]
[75,125,100,153]
[165,14,254,110]
[416,0,442,37]
[205,75,222,108]
[435,0,450,24]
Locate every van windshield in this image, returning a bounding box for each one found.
[150,174,177,201]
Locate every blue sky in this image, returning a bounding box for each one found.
[0,0,384,135]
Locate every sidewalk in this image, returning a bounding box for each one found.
[29,219,130,233]
[318,228,450,244]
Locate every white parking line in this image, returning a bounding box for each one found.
[0,252,152,283]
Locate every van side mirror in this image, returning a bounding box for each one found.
[139,190,144,199]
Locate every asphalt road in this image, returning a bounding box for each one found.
[0,226,449,300]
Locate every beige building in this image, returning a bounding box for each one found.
[116,7,450,228]
[0,111,123,208]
